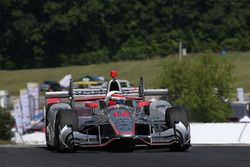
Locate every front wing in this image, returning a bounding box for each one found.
[57,121,190,150]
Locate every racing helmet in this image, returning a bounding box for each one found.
[105,91,125,106]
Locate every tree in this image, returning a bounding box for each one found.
[0,108,15,140]
[157,54,234,122]
[1,0,250,69]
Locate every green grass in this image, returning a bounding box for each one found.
[0,57,168,95]
[1,52,250,95]
[0,140,13,145]
[226,52,250,92]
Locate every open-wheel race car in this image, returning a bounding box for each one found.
[45,70,191,152]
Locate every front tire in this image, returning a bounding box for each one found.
[165,106,189,128]
[54,114,61,152]
[54,109,78,153]
[165,106,190,151]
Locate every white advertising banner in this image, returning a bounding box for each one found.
[59,74,72,88]
[13,99,23,134]
[0,90,9,109]
[27,82,40,118]
[237,88,244,102]
[20,89,31,131]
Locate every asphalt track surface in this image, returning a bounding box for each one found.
[0,145,250,167]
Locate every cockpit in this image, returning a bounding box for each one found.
[105,70,126,106]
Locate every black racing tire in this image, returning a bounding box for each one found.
[54,109,78,153]
[45,117,50,149]
[165,106,189,128]
[54,113,61,152]
[45,105,54,150]
[169,141,190,152]
[165,106,190,152]
[57,109,78,131]
[45,102,72,152]
[46,143,54,151]
[46,128,54,151]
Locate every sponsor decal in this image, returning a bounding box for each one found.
[20,89,31,131]
[109,109,134,134]
[155,104,167,109]
[74,89,107,95]
[112,111,131,117]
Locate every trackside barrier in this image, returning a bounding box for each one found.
[190,123,250,144]
[13,131,46,145]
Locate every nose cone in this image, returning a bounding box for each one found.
[108,108,135,136]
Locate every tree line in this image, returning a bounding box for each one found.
[1,0,250,69]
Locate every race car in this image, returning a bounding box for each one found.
[44,70,191,152]
[73,75,104,88]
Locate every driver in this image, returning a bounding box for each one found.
[105,91,126,106]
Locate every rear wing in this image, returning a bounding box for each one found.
[45,77,168,101]
[45,88,168,98]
